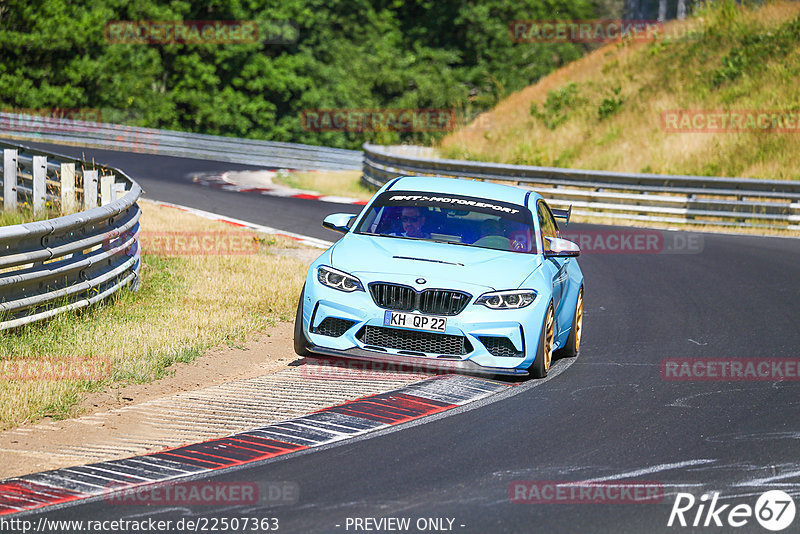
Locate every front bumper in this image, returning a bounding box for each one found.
[301,270,550,375]
[306,343,529,377]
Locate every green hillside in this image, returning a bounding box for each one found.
[440,0,800,181]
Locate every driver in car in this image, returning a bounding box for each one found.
[393,207,430,238]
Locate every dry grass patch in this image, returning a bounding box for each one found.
[440,0,800,180]
[273,170,374,200]
[0,202,314,430]
[0,204,62,226]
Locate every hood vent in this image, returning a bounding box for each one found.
[392,256,464,267]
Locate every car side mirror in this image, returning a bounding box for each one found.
[322,213,356,233]
[544,237,581,257]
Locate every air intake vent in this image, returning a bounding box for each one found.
[312,317,356,337]
[357,326,472,355]
[479,336,522,358]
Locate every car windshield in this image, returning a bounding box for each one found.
[355,190,537,253]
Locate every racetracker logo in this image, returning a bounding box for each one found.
[668,490,795,530]
[104,481,298,506]
[140,232,258,255]
[301,358,446,380]
[104,20,298,45]
[0,108,103,124]
[0,356,111,381]
[509,20,662,43]
[104,230,258,256]
[0,109,158,152]
[661,110,800,133]
[661,358,800,381]
[558,230,703,255]
[509,480,664,503]
[300,109,456,132]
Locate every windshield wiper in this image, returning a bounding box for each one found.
[428,239,472,247]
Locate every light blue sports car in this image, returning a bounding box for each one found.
[294,176,584,378]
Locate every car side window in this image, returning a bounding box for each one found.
[537,201,558,251]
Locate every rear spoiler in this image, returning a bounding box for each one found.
[551,205,572,225]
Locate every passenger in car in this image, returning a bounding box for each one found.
[479,218,503,239]
[473,218,511,250]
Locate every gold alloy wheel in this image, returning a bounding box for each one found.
[574,289,584,352]
[544,305,555,371]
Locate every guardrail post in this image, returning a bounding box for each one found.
[113,182,126,202]
[60,163,77,214]
[100,174,114,206]
[32,155,47,216]
[3,149,18,212]
[83,170,98,209]
[0,141,143,330]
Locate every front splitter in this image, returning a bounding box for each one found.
[308,343,529,377]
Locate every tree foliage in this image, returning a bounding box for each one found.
[0,0,594,148]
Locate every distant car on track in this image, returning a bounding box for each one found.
[294,176,584,378]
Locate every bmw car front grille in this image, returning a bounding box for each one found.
[357,326,472,356]
[369,283,416,311]
[369,283,471,316]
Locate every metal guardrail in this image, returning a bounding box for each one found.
[363,144,800,230]
[4,112,797,229]
[0,140,141,330]
[0,112,362,171]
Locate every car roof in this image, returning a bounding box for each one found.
[389,176,542,208]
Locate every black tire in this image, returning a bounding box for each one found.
[554,287,583,360]
[293,286,312,357]
[528,303,555,379]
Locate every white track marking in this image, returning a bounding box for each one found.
[581,459,717,482]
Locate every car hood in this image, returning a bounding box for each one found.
[330,233,542,291]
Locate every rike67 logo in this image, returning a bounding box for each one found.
[668,490,796,531]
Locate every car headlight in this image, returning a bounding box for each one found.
[475,289,537,309]
[317,266,364,292]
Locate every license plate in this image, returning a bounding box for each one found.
[384,311,447,332]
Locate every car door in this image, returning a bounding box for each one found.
[537,201,566,320]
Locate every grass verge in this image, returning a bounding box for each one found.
[439,0,800,181]
[0,203,63,226]
[0,202,314,430]
[273,170,374,201]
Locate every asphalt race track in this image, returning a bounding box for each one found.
[16,140,362,241]
[5,140,800,533]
